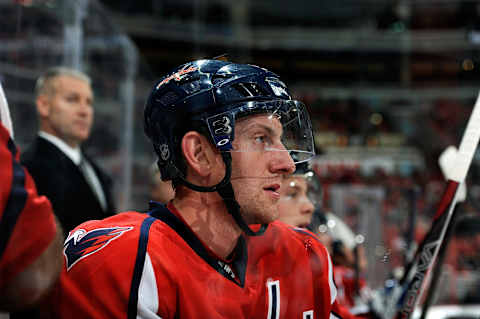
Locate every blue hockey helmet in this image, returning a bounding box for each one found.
[144,59,315,236]
[144,59,315,183]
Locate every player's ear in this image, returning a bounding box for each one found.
[36,94,50,118]
[181,131,222,181]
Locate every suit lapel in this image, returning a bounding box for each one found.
[37,137,113,213]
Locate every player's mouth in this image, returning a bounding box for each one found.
[264,183,280,200]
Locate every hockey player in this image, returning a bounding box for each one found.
[277,162,316,229]
[0,98,63,311]
[43,59,342,318]
[277,164,373,319]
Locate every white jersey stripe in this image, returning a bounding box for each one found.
[327,250,337,304]
[137,252,161,319]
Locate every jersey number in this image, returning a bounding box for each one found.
[266,280,314,319]
[267,280,280,319]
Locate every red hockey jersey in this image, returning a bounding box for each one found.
[45,201,342,318]
[334,265,368,310]
[0,124,57,288]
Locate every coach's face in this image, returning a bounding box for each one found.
[230,113,295,224]
[37,75,94,148]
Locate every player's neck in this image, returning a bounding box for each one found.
[172,192,242,259]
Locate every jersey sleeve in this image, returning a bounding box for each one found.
[331,299,365,319]
[312,243,364,319]
[47,214,159,319]
[0,124,57,288]
[290,226,339,318]
[308,236,366,319]
[300,229,341,318]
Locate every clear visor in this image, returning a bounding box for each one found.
[305,171,322,206]
[206,100,315,163]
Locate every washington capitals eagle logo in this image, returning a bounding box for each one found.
[63,226,133,270]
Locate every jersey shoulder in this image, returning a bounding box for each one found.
[269,221,327,247]
[252,221,331,261]
[63,211,149,271]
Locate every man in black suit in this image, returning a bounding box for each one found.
[22,67,115,236]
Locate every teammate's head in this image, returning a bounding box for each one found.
[35,67,93,148]
[310,211,368,271]
[144,59,315,235]
[277,162,317,228]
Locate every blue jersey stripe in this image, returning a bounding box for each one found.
[0,138,27,259]
[127,216,156,319]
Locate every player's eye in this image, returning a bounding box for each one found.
[253,133,274,147]
[286,190,298,199]
[66,94,79,103]
[255,135,266,144]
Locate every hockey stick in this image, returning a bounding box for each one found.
[384,91,480,319]
[418,146,469,319]
[418,205,461,319]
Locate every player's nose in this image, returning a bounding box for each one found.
[270,150,295,175]
[78,101,92,115]
[301,198,315,215]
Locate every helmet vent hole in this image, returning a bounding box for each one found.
[211,75,231,86]
[233,83,266,98]
[180,81,201,94]
[158,91,179,107]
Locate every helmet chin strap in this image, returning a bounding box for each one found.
[178,152,268,236]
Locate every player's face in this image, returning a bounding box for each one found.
[229,114,295,224]
[40,75,93,148]
[277,175,315,228]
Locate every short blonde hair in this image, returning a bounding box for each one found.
[35,66,91,98]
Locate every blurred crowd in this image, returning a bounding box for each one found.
[295,95,480,308]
